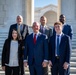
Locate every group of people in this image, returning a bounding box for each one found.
[1,14,72,75]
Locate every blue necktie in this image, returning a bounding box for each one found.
[57,35,60,56]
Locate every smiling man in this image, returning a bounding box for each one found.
[49,22,71,75]
[24,22,48,75]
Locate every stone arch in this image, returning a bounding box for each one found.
[43,11,57,27]
[40,4,57,17]
[34,4,57,26]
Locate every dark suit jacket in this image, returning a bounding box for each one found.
[49,34,71,65]
[8,23,29,40]
[24,32,48,65]
[40,25,52,41]
[53,24,73,39]
[1,39,23,66]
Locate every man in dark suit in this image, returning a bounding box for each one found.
[24,22,48,75]
[40,16,52,41]
[49,22,71,75]
[39,16,52,75]
[8,15,29,40]
[8,15,29,75]
[53,14,73,40]
[53,15,72,75]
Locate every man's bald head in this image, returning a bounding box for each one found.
[32,22,40,33]
[40,16,47,26]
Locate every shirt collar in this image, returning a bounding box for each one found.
[41,25,46,28]
[63,23,66,26]
[56,32,63,37]
[17,24,23,26]
[33,31,40,36]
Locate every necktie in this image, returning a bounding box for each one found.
[41,26,44,33]
[33,34,36,44]
[18,25,22,40]
[56,35,60,56]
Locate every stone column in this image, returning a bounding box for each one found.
[0,0,34,29]
[58,0,76,32]
[0,0,6,26]
[57,0,61,21]
[0,0,23,29]
[58,0,76,23]
[22,0,34,26]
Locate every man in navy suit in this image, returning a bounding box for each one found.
[53,14,73,40]
[49,22,71,75]
[24,22,48,75]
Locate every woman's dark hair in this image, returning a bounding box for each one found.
[9,28,18,40]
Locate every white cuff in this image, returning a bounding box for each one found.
[44,60,48,62]
[24,60,27,62]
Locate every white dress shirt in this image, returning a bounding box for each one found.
[55,32,63,56]
[33,32,40,39]
[41,25,46,33]
[17,24,23,32]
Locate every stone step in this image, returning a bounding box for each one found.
[72,43,76,46]
[71,49,76,52]
[0,45,3,48]
[0,42,4,45]
[0,38,5,40]
[0,56,1,60]
[72,36,76,39]
[70,57,76,62]
[0,34,8,36]
[73,34,76,36]
[0,50,2,53]
[72,39,76,42]
[70,67,76,73]
[71,53,76,57]
[0,35,7,38]
[70,62,76,67]
[0,52,2,55]
[72,47,76,49]
[0,69,76,75]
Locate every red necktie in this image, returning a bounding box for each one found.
[33,34,36,44]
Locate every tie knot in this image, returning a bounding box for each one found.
[34,34,36,36]
[57,35,60,37]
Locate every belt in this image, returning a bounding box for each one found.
[55,56,59,59]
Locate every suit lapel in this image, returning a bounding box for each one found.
[45,28,49,35]
[36,33,41,45]
[62,25,68,33]
[59,34,64,47]
[16,24,18,30]
[31,33,34,45]
[51,35,56,55]
[21,24,25,34]
[40,26,43,33]
[53,35,56,51]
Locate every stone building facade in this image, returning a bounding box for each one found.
[34,4,57,27]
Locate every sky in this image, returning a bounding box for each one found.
[34,0,58,7]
